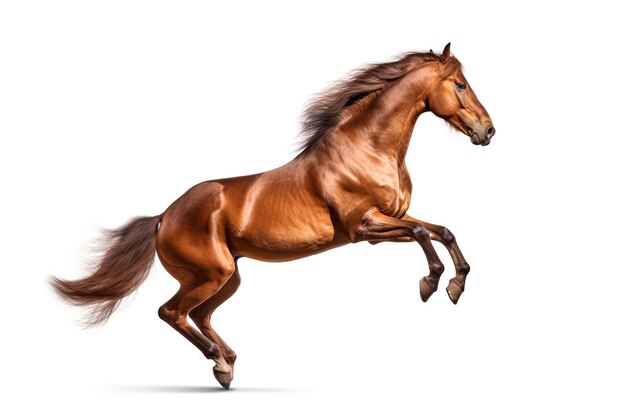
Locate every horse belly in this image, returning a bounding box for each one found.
[229,198,342,262]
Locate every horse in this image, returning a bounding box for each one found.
[51,43,495,389]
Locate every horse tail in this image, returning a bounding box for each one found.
[50,215,161,327]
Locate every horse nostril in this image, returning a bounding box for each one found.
[486,126,496,139]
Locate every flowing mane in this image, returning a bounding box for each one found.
[298,50,460,152]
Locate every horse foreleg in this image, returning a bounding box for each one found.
[356,211,445,302]
[189,264,241,385]
[402,215,470,304]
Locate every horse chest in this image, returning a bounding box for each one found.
[374,183,411,217]
[367,167,412,218]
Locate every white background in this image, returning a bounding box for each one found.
[1,1,625,416]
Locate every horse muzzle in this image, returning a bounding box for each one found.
[469,125,496,146]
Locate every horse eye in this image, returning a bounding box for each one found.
[456,82,467,90]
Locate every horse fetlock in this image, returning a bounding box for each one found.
[206,343,222,359]
[431,262,445,277]
[458,262,470,276]
[223,350,237,365]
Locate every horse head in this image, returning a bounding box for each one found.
[427,43,495,146]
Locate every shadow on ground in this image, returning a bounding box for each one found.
[103,384,299,394]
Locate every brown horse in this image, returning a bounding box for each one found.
[51,43,494,389]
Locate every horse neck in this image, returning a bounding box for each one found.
[343,65,434,163]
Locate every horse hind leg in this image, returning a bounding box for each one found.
[157,261,236,389]
[189,263,241,388]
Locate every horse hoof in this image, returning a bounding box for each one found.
[213,365,234,390]
[446,280,464,305]
[419,277,437,302]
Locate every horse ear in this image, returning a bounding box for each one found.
[440,43,452,62]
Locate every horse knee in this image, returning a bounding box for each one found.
[439,227,456,244]
[412,225,430,241]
